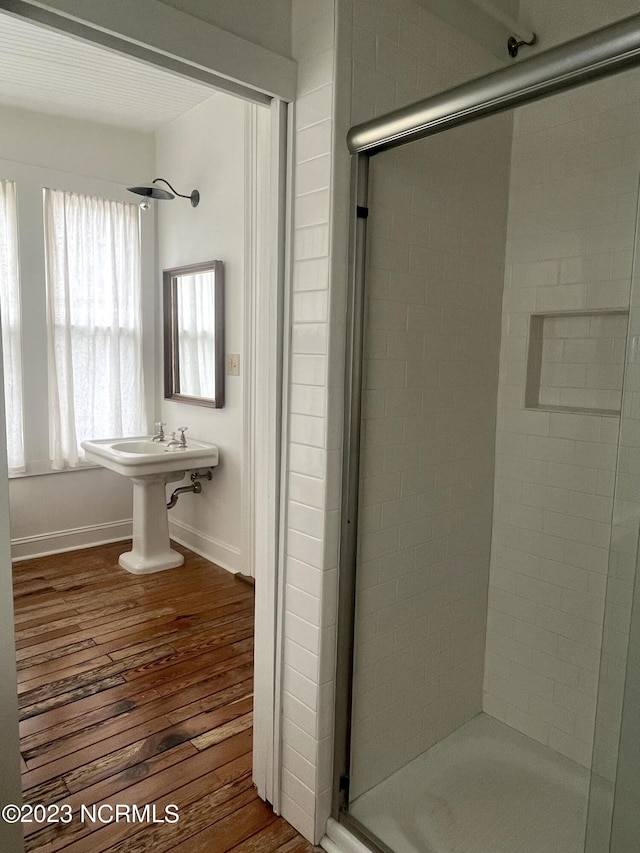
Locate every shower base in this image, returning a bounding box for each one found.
[349,713,590,853]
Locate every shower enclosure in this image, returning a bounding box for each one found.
[331,13,640,853]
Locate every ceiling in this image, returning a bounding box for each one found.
[0,12,220,133]
[2,1,636,133]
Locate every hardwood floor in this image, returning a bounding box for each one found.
[12,541,314,853]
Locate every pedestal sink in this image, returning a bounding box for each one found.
[81,436,219,574]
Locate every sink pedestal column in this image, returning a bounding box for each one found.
[119,472,184,574]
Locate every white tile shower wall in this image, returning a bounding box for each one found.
[485,71,640,769]
[280,0,338,842]
[347,0,512,799]
[587,156,640,850]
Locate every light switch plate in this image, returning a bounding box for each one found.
[226,353,240,376]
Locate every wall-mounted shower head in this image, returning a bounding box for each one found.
[127,178,200,208]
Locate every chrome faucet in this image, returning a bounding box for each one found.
[151,421,166,442]
[166,427,188,449]
[176,426,188,447]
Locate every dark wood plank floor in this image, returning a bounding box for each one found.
[12,541,314,853]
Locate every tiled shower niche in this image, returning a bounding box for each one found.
[525,310,629,416]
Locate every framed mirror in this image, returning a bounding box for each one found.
[163,260,224,408]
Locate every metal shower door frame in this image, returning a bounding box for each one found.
[333,11,640,849]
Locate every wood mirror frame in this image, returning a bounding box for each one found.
[163,259,225,408]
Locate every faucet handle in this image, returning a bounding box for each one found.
[177,426,188,446]
[153,421,166,440]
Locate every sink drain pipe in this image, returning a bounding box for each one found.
[167,469,213,509]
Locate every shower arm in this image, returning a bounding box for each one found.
[152,178,192,201]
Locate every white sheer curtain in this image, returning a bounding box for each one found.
[177,271,217,398]
[44,188,146,469]
[0,179,25,474]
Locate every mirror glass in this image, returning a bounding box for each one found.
[163,260,224,407]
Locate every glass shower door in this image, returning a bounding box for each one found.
[344,65,640,853]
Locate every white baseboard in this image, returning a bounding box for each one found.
[11,519,132,561]
[11,517,243,575]
[168,517,241,574]
[320,818,374,853]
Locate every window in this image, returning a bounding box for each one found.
[0,179,25,474]
[177,270,218,399]
[44,188,146,469]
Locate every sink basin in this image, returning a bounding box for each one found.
[110,440,167,454]
[81,435,219,575]
[82,435,219,477]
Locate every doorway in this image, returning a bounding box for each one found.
[0,5,291,849]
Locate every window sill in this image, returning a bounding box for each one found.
[9,460,102,479]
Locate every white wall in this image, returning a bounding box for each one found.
[158,0,292,57]
[519,0,639,51]
[0,104,155,183]
[0,105,156,559]
[415,0,524,59]
[346,0,512,800]
[156,92,247,573]
[276,0,340,841]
